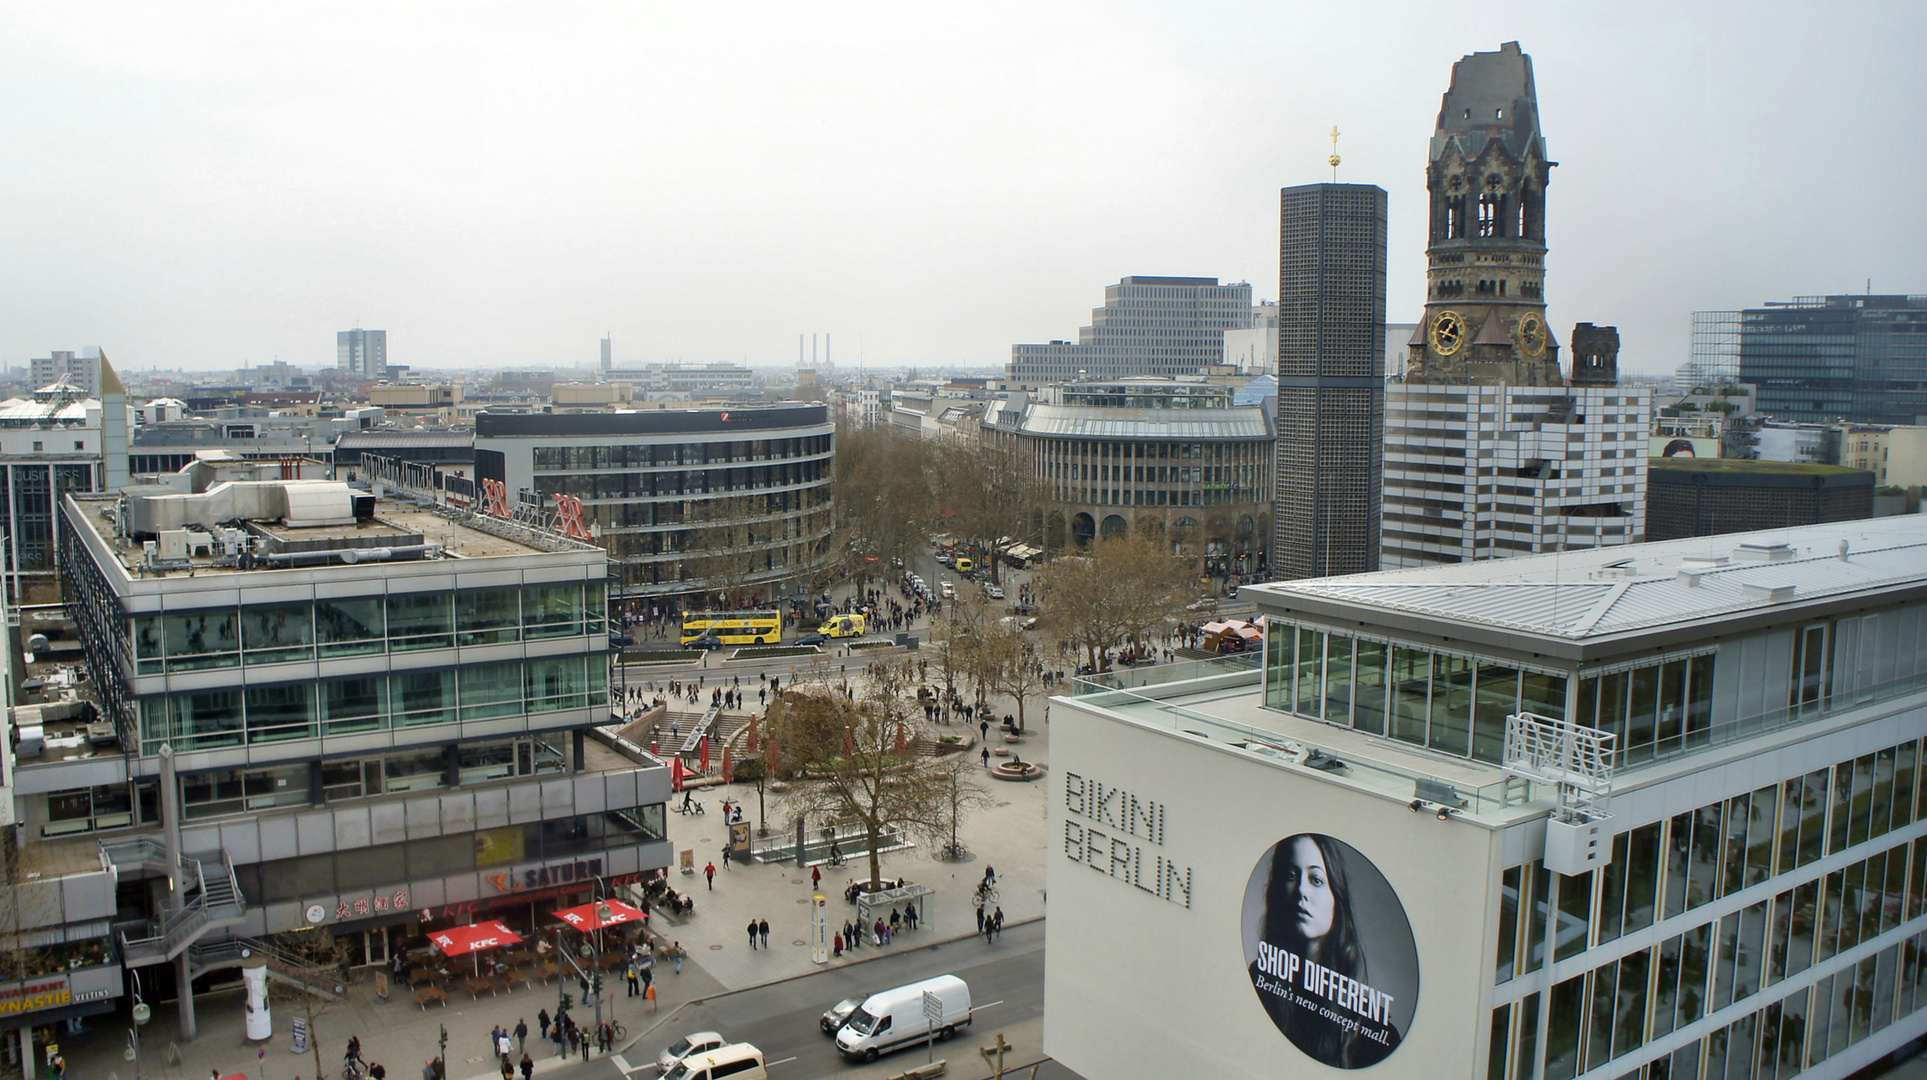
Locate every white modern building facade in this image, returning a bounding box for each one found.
[336,328,387,379]
[1382,382,1652,567]
[1049,514,1927,1080]
[29,349,102,396]
[1007,276,1255,385]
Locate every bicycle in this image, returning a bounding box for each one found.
[940,841,970,861]
[971,884,999,911]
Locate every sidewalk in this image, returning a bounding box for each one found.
[61,671,1058,1080]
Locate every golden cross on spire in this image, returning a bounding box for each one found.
[1328,126,1342,181]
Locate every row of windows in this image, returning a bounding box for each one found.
[530,436,829,471]
[532,469,828,503]
[134,656,608,755]
[1492,931,1927,1080]
[130,583,606,673]
[235,806,665,905]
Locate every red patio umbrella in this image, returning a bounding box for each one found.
[745,716,760,753]
[552,898,647,932]
[429,921,523,957]
[671,756,685,792]
[722,745,734,783]
[699,734,711,772]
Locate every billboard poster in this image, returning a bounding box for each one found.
[1242,834,1419,1069]
[1650,436,1720,459]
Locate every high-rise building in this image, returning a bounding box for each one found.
[1382,42,1648,568]
[337,327,387,378]
[1688,310,1743,386]
[1006,277,1254,385]
[600,335,613,371]
[30,347,102,395]
[1721,295,1927,424]
[1272,183,1387,579]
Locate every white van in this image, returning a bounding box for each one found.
[660,1042,765,1080]
[834,974,972,1062]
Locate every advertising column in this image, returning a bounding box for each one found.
[241,957,272,1041]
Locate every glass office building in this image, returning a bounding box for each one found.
[1733,295,1927,424]
[1048,514,1927,1080]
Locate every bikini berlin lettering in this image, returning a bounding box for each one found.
[1061,772,1192,909]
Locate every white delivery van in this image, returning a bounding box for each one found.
[834,974,972,1062]
[660,1042,765,1080]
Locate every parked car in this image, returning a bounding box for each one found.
[821,994,868,1035]
[795,632,827,646]
[658,1031,727,1073]
[609,631,635,649]
[985,586,1005,600]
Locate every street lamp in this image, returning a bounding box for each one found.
[125,972,151,1080]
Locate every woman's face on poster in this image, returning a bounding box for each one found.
[1282,835,1335,941]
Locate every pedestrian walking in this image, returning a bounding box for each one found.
[810,865,821,890]
[981,746,990,768]
[537,1009,551,1042]
[976,906,986,933]
[759,918,770,948]
[979,719,988,741]
[626,960,640,997]
[722,844,732,867]
[834,932,844,957]
[514,1018,528,1055]
[500,1058,514,1080]
[994,906,1006,941]
[497,1030,514,1063]
[705,861,716,889]
[638,948,654,991]
[747,919,759,949]
[984,866,996,887]
[519,1054,534,1080]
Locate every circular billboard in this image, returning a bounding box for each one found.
[1242,834,1419,1069]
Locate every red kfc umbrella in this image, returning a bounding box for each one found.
[745,716,760,754]
[699,734,711,772]
[552,898,646,932]
[429,920,523,957]
[671,756,685,792]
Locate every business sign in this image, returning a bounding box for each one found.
[1242,835,1419,1070]
[485,857,604,893]
[0,977,70,1016]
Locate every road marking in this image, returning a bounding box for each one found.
[608,1054,644,1076]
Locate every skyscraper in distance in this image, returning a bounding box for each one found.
[1272,183,1387,579]
[337,327,387,379]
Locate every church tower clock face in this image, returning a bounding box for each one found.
[1516,311,1548,357]
[1430,310,1467,356]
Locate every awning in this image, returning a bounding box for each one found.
[429,920,523,957]
[552,898,647,932]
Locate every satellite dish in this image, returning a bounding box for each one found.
[26,634,48,652]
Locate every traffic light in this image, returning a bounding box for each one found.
[558,993,573,1014]
[592,973,604,996]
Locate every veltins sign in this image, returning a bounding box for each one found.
[1242,834,1419,1070]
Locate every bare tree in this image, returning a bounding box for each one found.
[933,440,1048,585]
[1035,528,1191,672]
[931,752,996,861]
[770,658,962,888]
[977,617,1049,733]
[264,928,357,1080]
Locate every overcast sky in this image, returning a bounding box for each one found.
[3,2,1921,376]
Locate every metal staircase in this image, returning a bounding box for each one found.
[104,840,247,967]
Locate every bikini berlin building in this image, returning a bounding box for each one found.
[1047,512,1927,1079]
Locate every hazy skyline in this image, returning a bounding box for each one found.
[4,2,1921,376]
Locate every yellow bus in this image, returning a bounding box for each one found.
[680,610,783,646]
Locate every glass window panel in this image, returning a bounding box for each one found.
[1586,960,1617,1074]
[1746,785,1777,889]
[1685,653,1715,749]
[457,588,521,646]
[1517,992,1540,1080]
[1353,640,1388,736]
[1848,755,1875,849]
[161,609,239,669]
[1488,1005,1511,1080]
[1525,860,1550,975]
[172,690,243,750]
[1872,945,1898,1035]
[1614,947,1649,1058]
[383,749,448,792]
[1545,973,1586,1080]
[1690,803,1725,911]
[1598,832,1630,945]
[134,615,164,674]
[1735,900,1767,1002]
[1264,619,1292,709]
[1596,670,1630,752]
[1767,890,1794,988]
[387,592,453,650]
[390,669,455,727]
[320,675,387,735]
[1294,628,1322,715]
[1556,870,1593,962]
[1894,740,1920,832]
[1809,974,1834,1065]
[1389,647,1431,745]
[524,582,583,639]
[1626,664,1660,764]
[314,596,384,657]
[1656,659,1688,757]
[1720,793,1751,899]
[1431,653,1474,757]
[1818,869,1845,963]
[1871,748,1898,840]
[1851,955,1877,1043]
[1324,635,1354,726]
[244,683,314,743]
[1574,675,1598,728]
[1497,865,1521,984]
[1786,880,1818,978]
[1883,843,1908,937]
[459,661,524,720]
[526,656,587,713]
[1654,934,1683,1038]
[1713,911,1741,1010]
[1680,921,1712,1025]
[1626,821,1662,932]
[1520,671,1567,722]
[240,602,314,664]
[1665,812,1694,919]
[1472,663,1519,765]
[1798,769,1830,868]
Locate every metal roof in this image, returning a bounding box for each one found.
[1248,515,1927,641]
[1011,403,1272,441]
[335,431,475,449]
